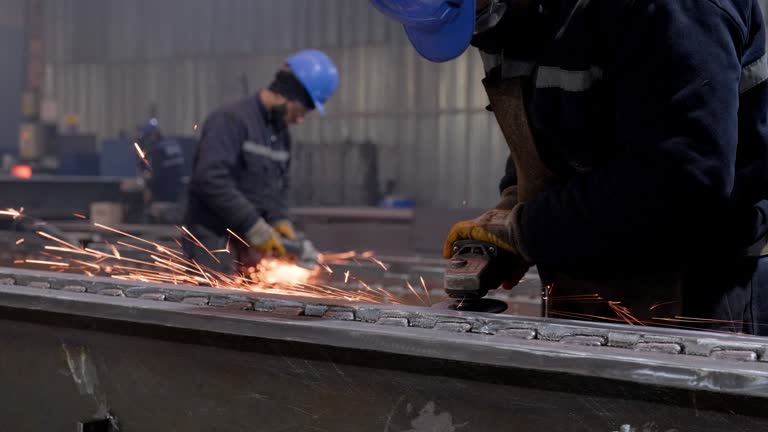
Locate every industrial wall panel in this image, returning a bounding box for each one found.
[103,0,142,62]
[0,0,24,153]
[415,115,440,205]
[468,112,508,207]
[320,0,342,48]
[466,49,489,111]
[395,115,418,199]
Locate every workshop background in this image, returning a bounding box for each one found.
[0,1,767,210]
[37,0,507,208]
[0,3,767,430]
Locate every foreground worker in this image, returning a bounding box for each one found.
[371,0,768,333]
[184,50,339,272]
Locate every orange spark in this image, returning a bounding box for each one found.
[25,260,69,267]
[608,301,644,326]
[369,257,388,271]
[36,231,81,251]
[134,143,150,170]
[405,281,425,305]
[226,228,250,247]
[109,243,121,259]
[23,216,404,304]
[134,142,145,159]
[95,225,181,260]
[420,276,432,306]
[322,251,357,261]
[649,301,679,312]
[0,208,23,218]
[15,238,24,245]
[71,259,101,270]
[73,213,87,219]
[44,246,98,257]
[180,226,220,264]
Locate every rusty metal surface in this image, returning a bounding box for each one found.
[0,268,767,430]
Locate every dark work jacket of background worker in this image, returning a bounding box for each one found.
[372,0,768,334]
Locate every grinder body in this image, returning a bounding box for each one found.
[444,240,517,299]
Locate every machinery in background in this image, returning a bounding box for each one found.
[291,139,383,207]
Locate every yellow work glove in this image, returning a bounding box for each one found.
[443,186,531,289]
[442,208,526,258]
[272,220,297,240]
[443,186,526,258]
[246,218,287,258]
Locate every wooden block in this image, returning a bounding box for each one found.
[90,201,123,225]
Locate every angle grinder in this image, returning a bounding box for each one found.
[438,240,514,314]
[281,237,321,270]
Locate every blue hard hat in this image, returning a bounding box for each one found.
[286,50,339,116]
[369,0,475,62]
[141,118,159,135]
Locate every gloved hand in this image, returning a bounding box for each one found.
[443,186,531,289]
[246,218,287,257]
[272,220,297,240]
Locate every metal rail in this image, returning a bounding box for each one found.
[0,267,767,430]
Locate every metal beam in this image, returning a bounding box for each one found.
[0,268,766,430]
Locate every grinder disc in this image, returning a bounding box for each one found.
[432,298,508,314]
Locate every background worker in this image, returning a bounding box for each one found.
[371,0,768,334]
[136,118,185,224]
[184,49,339,273]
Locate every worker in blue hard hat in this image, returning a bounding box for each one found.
[184,49,339,273]
[371,0,768,334]
[136,118,185,223]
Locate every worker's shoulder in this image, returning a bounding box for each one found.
[210,96,257,118]
[630,0,752,36]
[204,96,257,126]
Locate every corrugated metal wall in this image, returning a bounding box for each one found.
[41,0,506,208]
[0,0,25,153]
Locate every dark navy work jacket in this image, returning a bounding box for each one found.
[186,95,291,237]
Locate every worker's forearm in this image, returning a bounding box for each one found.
[518,155,734,267]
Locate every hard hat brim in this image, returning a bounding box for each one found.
[314,100,326,116]
[402,0,475,62]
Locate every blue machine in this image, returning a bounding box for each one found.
[100,138,140,177]
[58,153,100,176]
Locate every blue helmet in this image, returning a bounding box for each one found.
[140,118,160,135]
[369,0,476,62]
[286,50,339,116]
